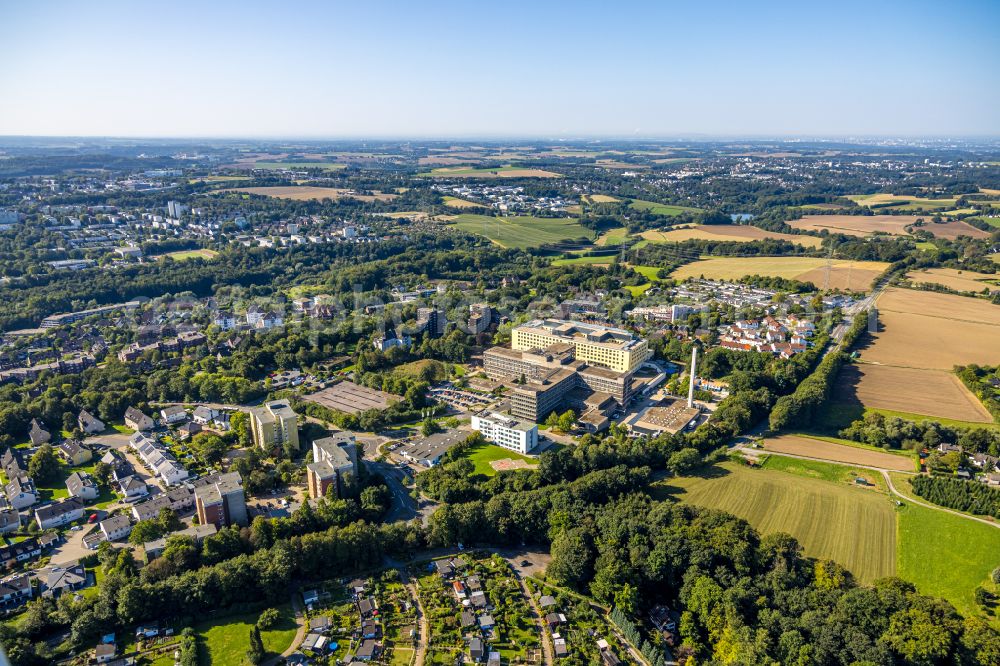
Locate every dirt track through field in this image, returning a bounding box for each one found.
[764,434,916,471]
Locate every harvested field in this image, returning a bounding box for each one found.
[225,186,396,202]
[442,196,485,209]
[583,194,620,204]
[666,461,896,582]
[671,257,889,291]
[763,434,916,471]
[829,288,1000,425]
[904,267,1000,293]
[640,224,822,248]
[788,214,988,239]
[839,364,993,424]
[418,166,561,179]
[866,288,1000,369]
[303,381,395,415]
[418,156,482,166]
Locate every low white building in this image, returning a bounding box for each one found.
[471,411,538,454]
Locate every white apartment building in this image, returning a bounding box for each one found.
[471,411,539,454]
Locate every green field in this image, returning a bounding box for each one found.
[660,460,896,582]
[629,265,662,281]
[448,214,594,250]
[156,249,219,262]
[628,199,700,216]
[846,193,958,211]
[896,489,1000,620]
[194,605,298,666]
[595,226,629,246]
[551,254,616,266]
[249,161,347,171]
[459,441,537,477]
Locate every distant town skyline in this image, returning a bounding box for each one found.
[1,0,998,138]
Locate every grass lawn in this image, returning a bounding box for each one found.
[659,460,896,582]
[629,265,662,281]
[628,199,700,216]
[624,283,652,297]
[896,493,1000,621]
[194,604,298,666]
[595,226,629,246]
[155,249,219,262]
[458,441,537,477]
[447,214,594,250]
[551,254,616,266]
[761,454,887,491]
[915,241,938,251]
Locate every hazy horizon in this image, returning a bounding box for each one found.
[2,0,997,138]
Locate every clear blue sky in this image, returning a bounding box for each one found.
[1,0,997,138]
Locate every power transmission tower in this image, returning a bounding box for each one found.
[823,245,833,291]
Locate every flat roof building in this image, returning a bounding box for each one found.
[512,319,650,374]
[471,411,538,454]
[250,400,299,452]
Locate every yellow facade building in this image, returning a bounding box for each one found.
[511,319,650,373]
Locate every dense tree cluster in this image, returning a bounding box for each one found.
[911,476,1000,519]
[839,412,1000,456]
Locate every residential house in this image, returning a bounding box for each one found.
[0,509,21,534]
[59,439,93,466]
[35,497,85,529]
[123,407,154,432]
[553,637,569,658]
[28,419,51,446]
[78,409,105,434]
[177,421,201,441]
[0,574,33,609]
[100,515,132,542]
[131,486,194,521]
[358,596,377,618]
[545,613,566,630]
[0,538,42,570]
[160,406,187,424]
[66,471,99,501]
[470,590,489,609]
[118,475,149,499]
[95,643,117,664]
[42,564,87,597]
[309,616,332,634]
[2,449,26,479]
[143,524,217,560]
[192,406,219,425]
[301,633,329,655]
[356,639,379,661]
[6,474,39,510]
[469,637,485,663]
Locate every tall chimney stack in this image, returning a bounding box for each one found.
[688,346,698,408]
